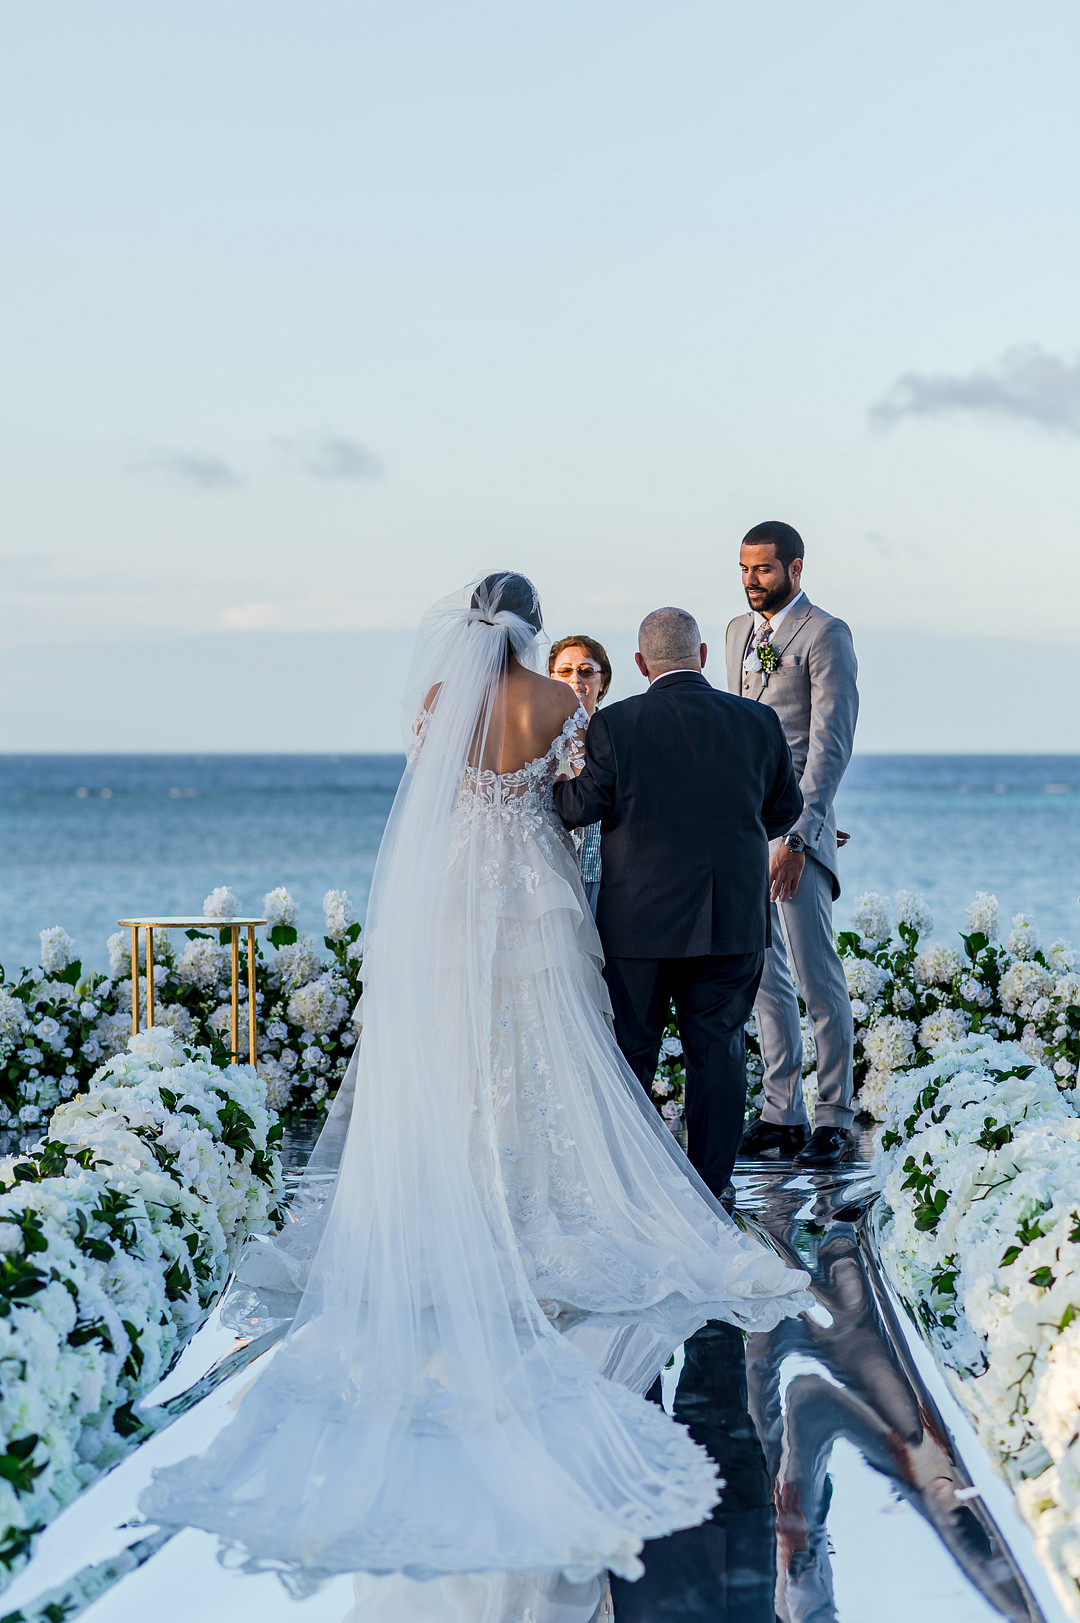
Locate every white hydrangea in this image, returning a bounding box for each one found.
[287,973,350,1036]
[652,1074,672,1097]
[153,1003,196,1042]
[959,976,992,1007]
[895,891,934,939]
[1000,961,1055,1017]
[843,958,890,1005]
[175,937,229,991]
[0,989,28,1045]
[863,1015,916,1075]
[39,926,76,975]
[914,945,962,989]
[262,887,297,929]
[1006,913,1042,961]
[918,1008,969,1051]
[1052,973,1080,1008]
[1047,941,1077,974]
[203,886,241,922]
[859,1069,891,1122]
[322,889,357,943]
[256,1056,293,1111]
[269,935,323,993]
[965,892,999,941]
[106,931,131,977]
[208,1004,235,1038]
[849,893,890,946]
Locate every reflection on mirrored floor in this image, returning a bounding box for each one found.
[0,1158,1065,1623]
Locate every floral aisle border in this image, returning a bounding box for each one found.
[652,890,1080,1128]
[875,1035,1080,1619]
[0,887,363,1137]
[0,1027,283,1589]
[3,885,1078,1138]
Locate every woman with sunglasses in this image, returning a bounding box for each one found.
[548,633,612,915]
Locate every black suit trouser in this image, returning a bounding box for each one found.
[603,953,765,1198]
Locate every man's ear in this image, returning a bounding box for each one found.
[790,557,804,588]
[699,642,708,670]
[634,651,649,680]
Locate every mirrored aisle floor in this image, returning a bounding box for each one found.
[0,1160,1068,1623]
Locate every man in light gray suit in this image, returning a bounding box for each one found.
[725,520,859,1168]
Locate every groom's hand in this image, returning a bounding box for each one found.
[770,844,805,903]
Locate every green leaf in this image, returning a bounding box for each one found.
[1029,1266,1055,1289]
[269,924,298,949]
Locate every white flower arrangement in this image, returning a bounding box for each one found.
[1,885,364,1135]
[201,887,241,922]
[0,1027,283,1587]
[875,1035,1080,1618]
[322,888,358,944]
[262,887,298,930]
[38,929,76,978]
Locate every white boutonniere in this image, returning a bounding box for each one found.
[744,644,781,681]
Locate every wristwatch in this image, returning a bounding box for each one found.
[782,832,807,853]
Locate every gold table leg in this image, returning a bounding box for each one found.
[130,925,140,1036]
[247,924,257,1066]
[146,927,155,1028]
[230,926,240,1063]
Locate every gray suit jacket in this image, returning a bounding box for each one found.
[724,595,858,897]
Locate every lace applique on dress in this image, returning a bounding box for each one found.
[455,705,589,844]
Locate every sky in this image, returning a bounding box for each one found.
[2,1,1078,750]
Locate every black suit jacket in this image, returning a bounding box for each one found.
[553,671,802,959]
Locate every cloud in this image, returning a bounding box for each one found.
[131,449,242,489]
[274,434,384,480]
[870,345,1080,435]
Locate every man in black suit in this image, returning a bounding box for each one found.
[554,606,802,1199]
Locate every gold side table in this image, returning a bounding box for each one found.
[116,917,267,1065]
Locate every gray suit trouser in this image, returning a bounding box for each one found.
[755,847,854,1130]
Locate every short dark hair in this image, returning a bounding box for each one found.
[548,634,613,702]
[741,521,804,568]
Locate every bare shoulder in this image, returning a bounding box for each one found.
[422,682,443,711]
[518,666,579,722]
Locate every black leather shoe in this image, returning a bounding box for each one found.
[791,1126,854,1169]
[739,1118,809,1159]
[719,1181,737,1214]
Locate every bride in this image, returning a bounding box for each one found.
[141,572,810,1587]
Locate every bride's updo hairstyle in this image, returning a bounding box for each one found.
[469,572,542,637]
[467,572,543,661]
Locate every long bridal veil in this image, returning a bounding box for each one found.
[140,573,805,1590]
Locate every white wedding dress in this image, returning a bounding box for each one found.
[141,575,809,1590]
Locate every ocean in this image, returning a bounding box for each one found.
[1,753,1079,973]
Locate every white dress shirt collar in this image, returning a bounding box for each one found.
[752,588,804,635]
[649,668,705,684]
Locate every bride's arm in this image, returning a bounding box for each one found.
[553,710,616,827]
[407,683,442,766]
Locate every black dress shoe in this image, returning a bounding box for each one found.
[719,1181,737,1213]
[739,1118,809,1159]
[791,1126,854,1169]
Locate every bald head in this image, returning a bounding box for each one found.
[637,607,706,679]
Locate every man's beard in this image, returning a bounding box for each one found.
[745,567,793,616]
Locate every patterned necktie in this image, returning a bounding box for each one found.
[756,620,773,648]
